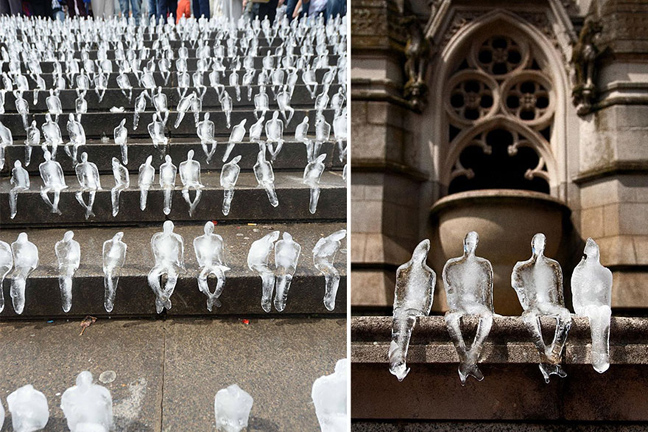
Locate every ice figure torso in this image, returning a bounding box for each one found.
[61,372,113,432]
[152,233,183,269]
[512,254,563,310]
[195,234,225,268]
[39,159,67,189]
[311,359,348,432]
[275,233,300,275]
[76,161,102,191]
[394,241,435,314]
[179,159,202,187]
[443,255,493,311]
[56,238,80,271]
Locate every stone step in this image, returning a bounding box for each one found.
[2,139,346,175]
[0,317,345,430]
[1,84,343,113]
[0,108,339,139]
[0,222,347,317]
[0,170,347,225]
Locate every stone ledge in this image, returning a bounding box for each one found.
[352,316,648,365]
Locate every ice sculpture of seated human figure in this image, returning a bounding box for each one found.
[512,233,572,383]
[42,113,63,160]
[39,150,68,214]
[247,230,280,313]
[24,120,40,167]
[442,231,494,384]
[276,90,294,125]
[111,157,129,217]
[46,89,62,122]
[313,229,347,311]
[389,239,435,381]
[314,112,331,162]
[159,155,177,215]
[133,90,149,130]
[9,160,29,219]
[55,231,80,313]
[148,221,185,313]
[265,111,284,161]
[333,107,347,163]
[61,371,113,432]
[220,155,242,215]
[0,121,12,171]
[66,113,86,164]
[179,150,204,217]
[253,142,279,207]
[295,116,316,162]
[7,384,49,432]
[148,113,168,148]
[75,152,102,219]
[303,153,327,214]
[311,359,348,432]
[10,233,39,315]
[152,87,169,125]
[175,91,197,129]
[197,112,218,163]
[248,115,264,144]
[223,119,246,163]
[138,155,156,211]
[214,384,253,432]
[571,238,612,373]
[114,119,128,165]
[103,232,127,313]
[194,221,231,311]
[0,239,12,313]
[274,232,301,312]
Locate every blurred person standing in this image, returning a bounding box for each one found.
[192,0,208,18]
[0,0,21,15]
[119,0,141,23]
[92,0,114,18]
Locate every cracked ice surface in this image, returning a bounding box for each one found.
[61,371,113,432]
[7,384,49,432]
[214,384,253,432]
[312,358,349,432]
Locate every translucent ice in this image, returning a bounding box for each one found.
[194,221,230,311]
[133,89,149,130]
[15,91,30,130]
[179,150,204,217]
[0,240,12,313]
[24,120,40,167]
[389,240,435,381]
[277,90,294,125]
[248,230,280,313]
[46,89,63,122]
[442,231,494,384]
[75,152,102,220]
[302,65,317,98]
[175,91,196,129]
[55,231,80,313]
[114,119,129,165]
[265,111,284,161]
[214,384,253,432]
[152,87,170,126]
[311,359,349,432]
[254,85,269,120]
[9,160,29,219]
[253,142,278,207]
[571,238,613,373]
[220,90,233,128]
[111,157,130,217]
[42,113,63,160]
[7,384,49,432]
[303,153,327,214]
[295,116,316,161]
[313,229,347,311]
[314,112,331,161]
[117,71,133,101]
[159,155,177,215]
[0,395,4,430]
[274,232,301,312]
[103,232,127,313]
[249,115,264,143]
[138,155,156,211]
[512,233,572,383]
[197,112,218,163]
[0,120,13,170]
[223,119,247,163]
[61,371,113,432]
[65,113,86,164]
[148,221,185,313]
[148,113,168,148]
[38,150,68,214]
[333,107,347,162]
[220,155,242,216]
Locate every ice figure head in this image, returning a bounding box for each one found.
[532,233,546,257]
[214,384,253,432]
[583,237,600,262]
[112,157,120,168]
[163,220,174,234]
[205,112,210,120]
[7,384,49,432]
[165,155,172,163]
[146,155,153,165]
[463,231,479,255]
[80,152,88,163]
[63,230,74,242]
[61,371,113,432]
[247,230,280,269]
[204,221,215,235]
[187,149,194,160]
[17,232,28,244]
[311,358,348,432]
[44,150,52,161]
[113,232,124,242]
[15,160,22,168]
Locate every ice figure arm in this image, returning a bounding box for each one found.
[484,259,494,311]
[193,238,205,268]
[511,262,528,310]
[178,236,186,271]
[554,261,565,306]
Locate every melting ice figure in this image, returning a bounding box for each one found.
[148,221,185,313]
[9,160,29,219]
[39,150,68,214]
[7,385,49,432]
[265,111,284,161]
[223,119,246,163]
[220,155,242,215]
[65,113,86,164]
[194,221,230,311]
[303,153,327,214]
[197,112,217,163]
[512,233,572,383]
[389,239,435,381]
[571,238,613,373]
[274,232,301,312]
[46,89,63,122]
[114,118,128,165]
[214,384,253,432]
[111,157,130,217]
[75,152,102,219]
[148,113,168,148]
[248,231,280,313]
[103,232,127,313]
[313,229,347,311]
[61,371,113,432]
[55,231,80,313]
[159,155,177,215]
[253,143,278,207]
[311,359,349,432]
[179,150,204,217]
[0,121,13,170]
[24,120,40,167]
[42,113,63,160]
[138,155,155,211]
[0,240,12,313]
[442,231,494,384]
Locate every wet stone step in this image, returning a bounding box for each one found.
[1,84,343,113]
[0,222,347,317]
[0,171,347,225]
[1,139,347,175]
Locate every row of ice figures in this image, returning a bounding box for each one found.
[0,222,347,315]
[389,231,612,385]
[0,360,348,432]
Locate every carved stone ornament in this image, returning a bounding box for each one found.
[570,17,603,116]
[401,15,431,112]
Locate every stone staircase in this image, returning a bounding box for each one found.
[0,16,347,430]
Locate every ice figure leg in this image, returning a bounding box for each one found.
[263,183,279,207]
[309,186,320,214]
[247,86,253,101]
[86,191,96,219]
[163,188,173,215]
[181,189,192,214]
[140,187,149,211]
[10,275,26,314]
[320,264,340,311]
[522,310,567,383]
[225,112,231,129]
[25,145,32,166]
[222,189,235,215]
[444,311,474,384]
[9,188,18,219]
[103,267,118,313]
[258,270,275,313]
[198,270,217,311]
[546,306,572,364]
[174,111,185,129]
[268,141,283,161]
[0,145,5,170]
[111,185,126,217]
[286,107,294,125]
[235,86,241,101]
[388,311,417,381]
[222,142,235,162]
[587,305,611,373]
[313,141,323,160]
[305,141,314,163]
[75,191,89,214]
[52,191,62,214]
[51,142,59,160]
[273,272,293,312]
[133,111,140,129]
[58,272,73,313]
[40,188,62,214]
[162,268,178,311]
[121,144,128,165]
[147,266,166,313]
[0,267,9,313]
[461,312,493,383]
